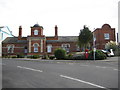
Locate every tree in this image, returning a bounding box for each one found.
[105,41,117,51]
[78,25,93,51]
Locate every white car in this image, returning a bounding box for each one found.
[101,49,114,57]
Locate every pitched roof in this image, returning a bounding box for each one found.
[46,36,78,43]
[2,37,27,44]
[2,36,78,44]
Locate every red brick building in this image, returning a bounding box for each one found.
[93,24,116,50]
[2,24,116,56]
[2,24,79,56]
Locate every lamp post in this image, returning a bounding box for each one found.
[93,31,96,61]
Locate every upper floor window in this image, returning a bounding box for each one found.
[7,44,14,53]
[33,43,39,52]
[61,44,70,52]
[104,33,110,40]
[34,30,38,35]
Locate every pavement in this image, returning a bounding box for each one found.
[1,57,119,89]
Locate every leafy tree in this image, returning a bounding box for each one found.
[105,41,117,51]
[78,25,93,51]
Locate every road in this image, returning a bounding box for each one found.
[1,57,119,89]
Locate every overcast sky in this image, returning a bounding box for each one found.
[0,0,119,37]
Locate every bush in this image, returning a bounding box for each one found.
[54,48,66,60]
[32,55,40,59]
[17,55,25,58]
[49,56,55,60]
[27,55,40,59]
[42,54,49,59]
[88,50,107,60]
[11,55,17,58]
[73,54,85,60]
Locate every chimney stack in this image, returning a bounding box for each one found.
[55,25,58,37]
[18,26,22,40]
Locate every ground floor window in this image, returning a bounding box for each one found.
[24,46,27,53]
[61,44,70,52]
[33,43,39,52]
[47,45,52,53]
[7,44,14,53]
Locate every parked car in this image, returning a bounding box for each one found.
[101,49,114,57]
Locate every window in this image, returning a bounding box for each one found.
[33,43,39,52]
[24,46,27,53]
[104,33,110,40]
[47,45,52,53]
[7,44,14,53]
[34,30,38,35]
[61,44,70,52]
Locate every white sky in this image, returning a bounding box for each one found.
[0,0,119,37]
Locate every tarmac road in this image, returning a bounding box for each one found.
[1,57,119,89]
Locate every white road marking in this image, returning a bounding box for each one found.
[80,65,89,67]
[17,66,43,72]
[95,66,107,68]
[113,69,118,71]
[60,75,109,90]
[69,63,74,65]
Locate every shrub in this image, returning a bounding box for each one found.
[11,55,17,58]
[54,48,66,60]
[17,55,25,58]
[27,55,40,59]
[49,56,55,60]
[73,54,85,60]
[32,55,40,59]
[42,54,49,59]
[88,50,107,60]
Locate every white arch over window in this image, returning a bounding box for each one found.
[33,43,39,52]
[7,44,14,53]
[34,30,38,35]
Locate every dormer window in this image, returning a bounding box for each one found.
[34,30,38,35]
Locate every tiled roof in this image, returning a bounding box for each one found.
[2,36,78,44]
[47,36,78,43]
[2,37,27,44]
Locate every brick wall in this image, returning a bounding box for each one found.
[94,24,116,49]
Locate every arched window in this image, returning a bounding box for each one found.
[7,44,14,53]
[34,30,38,35]
[33,43,39,52]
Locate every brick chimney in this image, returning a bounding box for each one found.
[18,26,22,40]
[55,25,58,37]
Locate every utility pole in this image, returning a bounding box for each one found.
[93,31,96,61]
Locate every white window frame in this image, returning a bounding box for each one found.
[33,43,39,52]
[34,30,38,35]
[7,44,14,53]
[104,33,110,40]
[61,44,70,52]
[47,45,52,53]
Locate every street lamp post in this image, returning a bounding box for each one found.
[93,31,96,61]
